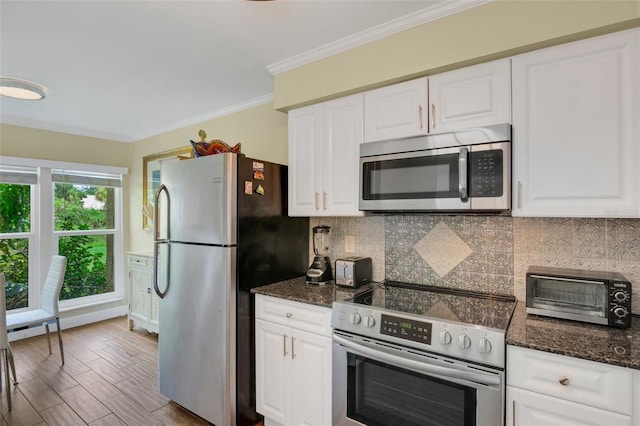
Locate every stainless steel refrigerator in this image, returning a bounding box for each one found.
[153,153,308,426]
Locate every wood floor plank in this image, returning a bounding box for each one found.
[152,403,209,426]
[84,358,130,385]
[30,360,79,393]
[58,385,111,423]
[0,387,44,426]
[114,377,169,412]
[38,402,86,426]
[88,413,126,426]
[15,377,63,411]
[102,394,164,426]
[73,371,121,402]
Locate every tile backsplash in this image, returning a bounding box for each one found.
[309,215,640,315]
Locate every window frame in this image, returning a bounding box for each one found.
[0,156,127,312]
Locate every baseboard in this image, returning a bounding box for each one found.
[8,305,129,342]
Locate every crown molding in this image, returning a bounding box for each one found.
[267,0,492,75]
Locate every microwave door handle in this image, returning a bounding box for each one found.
[458,147,469,202]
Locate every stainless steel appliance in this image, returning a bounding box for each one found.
[359,124,511,212]
[332,282,516,426]
[306,225,333,284]
[526,266,632,328]
[335,256,372,288]
[153,153,308,426]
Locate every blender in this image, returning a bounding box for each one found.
[306,225,333,285]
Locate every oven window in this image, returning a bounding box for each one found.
[362,153,459,200]
[531,278,606,318]
[347,354,476,426]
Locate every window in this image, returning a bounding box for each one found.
[0,165,36,310]
[0,158,126,312]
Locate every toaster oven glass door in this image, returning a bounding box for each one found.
[529,276,607,318]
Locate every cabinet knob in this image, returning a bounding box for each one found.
[559,376,570,386]
[286,312,293,318]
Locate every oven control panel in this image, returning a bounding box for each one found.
[380,314,432,345]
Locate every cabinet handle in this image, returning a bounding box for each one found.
[323,192,327,210]
[283,334,288,357]
[512,400,516,426]
[314,192,319,210]
[517,181,522,209]
[286,312,292,318]
[431,103,436,129]
[291,336,295,359]
[418,105,423,129]
[559,376,570,386]
[147,288,151,294]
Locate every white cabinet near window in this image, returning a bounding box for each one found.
[255,294,333,426]
[288,94,364,216]
[127,252,158,334]
[512,28,640,217]
[506,346,633,426]
[428,58,511,133]
[363,77,428,143]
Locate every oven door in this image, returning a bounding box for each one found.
[333,332,504,426]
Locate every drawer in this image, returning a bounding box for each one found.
[129,255,151,267]
[255,295,332,337]
[507,346,632,415]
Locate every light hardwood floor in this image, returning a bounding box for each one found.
[0,316,211,426]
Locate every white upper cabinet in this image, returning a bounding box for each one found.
[363,59,511,143]
[288,94,364,217]
[512,28,640,217]
[428,59,511,133]
[364,77,428,142]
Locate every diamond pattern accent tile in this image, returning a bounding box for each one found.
[413,222,473,278]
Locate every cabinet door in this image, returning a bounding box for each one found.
[288,104,323,216]
[255,319,291,425]
[507,387,631,426]
[129,263,151,322]
[291,329,332,426]
[322,94,365,216]
[512,29,640,217]
[429,59,511,132]
[364,77,428,143]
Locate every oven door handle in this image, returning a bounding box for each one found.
[333,334,500,386]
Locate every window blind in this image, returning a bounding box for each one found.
[0,165,38,184]
[52,169,121,188]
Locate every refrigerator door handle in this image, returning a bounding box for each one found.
[153,184,170,299]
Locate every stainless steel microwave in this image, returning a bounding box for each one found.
[526,266,632,328]
[359,124,511,212]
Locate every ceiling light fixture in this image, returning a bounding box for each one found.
[0,77,46,100]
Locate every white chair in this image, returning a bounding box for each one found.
[0,273,17,411]
[7,255,67,365]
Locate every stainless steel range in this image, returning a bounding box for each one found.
[331,281,516,426]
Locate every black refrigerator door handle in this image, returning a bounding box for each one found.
[153,184,170,299]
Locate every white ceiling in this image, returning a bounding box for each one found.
[0,0,482,143]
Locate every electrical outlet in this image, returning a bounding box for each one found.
[345,235,355,253]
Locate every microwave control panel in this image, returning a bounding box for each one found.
[469,150,503,198]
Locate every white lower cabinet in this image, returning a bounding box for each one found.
[507,346,633,426]
[127,253,158,334]
[255,295,333,426]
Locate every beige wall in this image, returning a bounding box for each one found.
[273,0,640,110]
[128,102,288,252]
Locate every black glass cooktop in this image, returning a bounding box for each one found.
[350,281,517,331]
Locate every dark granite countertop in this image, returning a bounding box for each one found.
[506,301,640,370]
[253,280,640,370]
[251,276,375,308]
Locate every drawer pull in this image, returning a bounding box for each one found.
[286,312,293,318]
[559,376,570,386]
[283,334,288,357]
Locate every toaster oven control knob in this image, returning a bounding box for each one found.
[613,306,628,318]
[457,333,471,350]
[349,312,362,325]
[439,330,452,345]
[478,337,492,354]
[613,291,628,303]
[365,315,376,328]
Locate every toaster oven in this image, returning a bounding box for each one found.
[526,266,632,328]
